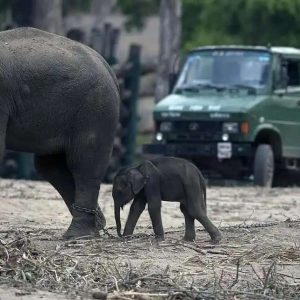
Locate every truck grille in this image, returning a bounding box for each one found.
[166,121,222,142]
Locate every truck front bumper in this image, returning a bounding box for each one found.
[142,142,253,158]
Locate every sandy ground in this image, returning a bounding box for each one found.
[0,179,299,299]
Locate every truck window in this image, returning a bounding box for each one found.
[287,60,300,86]
[176,50,271,89]
[185,56,213,83]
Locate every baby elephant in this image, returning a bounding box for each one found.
[112,157,221,243]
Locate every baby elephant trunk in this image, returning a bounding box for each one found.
[114,204,122,237]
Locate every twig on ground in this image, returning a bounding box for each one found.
[228,258,240,289]
[263,261,276,290]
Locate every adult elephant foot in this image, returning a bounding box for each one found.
[63,211,101,240]
[63,205,107,240]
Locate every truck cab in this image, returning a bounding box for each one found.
[143,46,300,186]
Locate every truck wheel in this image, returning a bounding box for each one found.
[253,144,274,187]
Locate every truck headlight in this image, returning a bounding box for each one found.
[223,122,239,133]
[160,122,173,132]
[155,132,164,141]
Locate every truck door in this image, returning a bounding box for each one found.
[270,56,300,158]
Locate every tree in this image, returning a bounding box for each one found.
[63,0,92,15]
[9,0,34,27]
[117,0,159,31]
[182,0,300,51]
[90,0,116,19]
[155,0,181,103]
[32,0,63,34]
[8,0,63,34]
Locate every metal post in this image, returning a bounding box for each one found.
[122,44,141,165]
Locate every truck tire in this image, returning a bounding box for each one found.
[253,144,274,187]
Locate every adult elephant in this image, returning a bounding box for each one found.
[0,27,120,239]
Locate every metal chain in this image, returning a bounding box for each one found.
[72,204,96,214]
[101,228,118,239]
[99,219,300,240]
[215,221,280,231]
[200,218,300,232]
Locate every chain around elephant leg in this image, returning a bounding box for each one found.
[95,205,106,230]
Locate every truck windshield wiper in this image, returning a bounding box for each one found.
[176,83,226,93]
[229,84,257,94]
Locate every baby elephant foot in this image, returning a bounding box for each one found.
[122,234,133,240]
[182,230,196,242]
[183,235,195,242]
[63,214,99,240]
[210,233,222,244]
[123,228,134,238]
[155,234,165,242]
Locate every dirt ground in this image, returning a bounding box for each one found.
[0,179,299,300]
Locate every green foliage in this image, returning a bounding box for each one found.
[117,0,159,31]
[0,0,92,19]
[0,0,11,27]
[0,0,10,12]
[63,0,92,15]
[113,0,300,52]
[0,0,299,53]
[182,0,300,51]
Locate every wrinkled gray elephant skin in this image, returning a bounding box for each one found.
[0,27,120,239]
[112,157,221,243]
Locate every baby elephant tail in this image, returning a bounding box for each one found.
[198,170,207,210]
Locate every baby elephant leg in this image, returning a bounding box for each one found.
[196,215,222,244]
[123,198,146,236]
[180,204,196,241]
[148,201,164,240]
[186,192,221,243]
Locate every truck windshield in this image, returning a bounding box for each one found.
[175,50,271,91]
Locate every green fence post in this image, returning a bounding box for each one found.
[16,153,34,179]
[122,44,142,166]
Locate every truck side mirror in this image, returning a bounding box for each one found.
[168,53,183,93]
[280,63,288,89]
[273,61,288,91]
[168,73,178,93]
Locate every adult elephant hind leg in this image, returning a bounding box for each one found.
[180,204,196,242]
[34,154,75,214]
[0,113,8,166]
[34,154,106,231]
[63,135,112,240]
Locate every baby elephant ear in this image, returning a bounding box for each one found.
[129,168,146,195]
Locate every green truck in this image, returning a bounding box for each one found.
[143,46,300,187]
